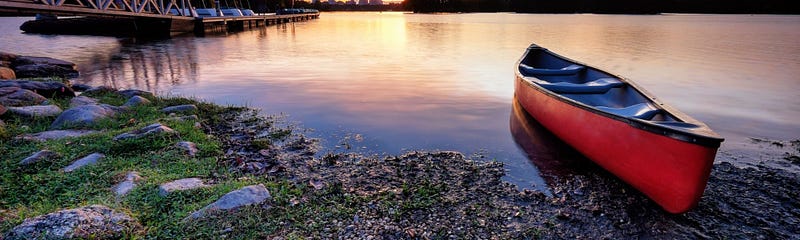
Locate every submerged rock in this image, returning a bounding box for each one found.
[158,178,209,196]
[3,205,141,240]
[6,105,63,118]
[0,87,47,107]
[17,129,100,142]
[113,171,143,197]
[63,153,105,172]
[50,104,118,129]
[161,104,197,114]
[19,150,60,165]
[186,184,271,220]
[113,123,176,141]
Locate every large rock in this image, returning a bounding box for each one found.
[19,150,60,165]
[117,89,154,99]
[0,87,47,107]
[0,66,15,79]
[13,64,79,79]
[6,105,63,118]
[113,172,143,197]
[122,95,151,108]
[68,95,98,107]
[50,104,118,129]
[3,205,142,240]
[186,184,271,220]
[17,129,99,142]
[158,178,209,196]
[0,51,17,62]
[63,153,104,172]
[113,123,175,141]
[12,56,76,69]
[0,80,75,98]
[11,56,78,79]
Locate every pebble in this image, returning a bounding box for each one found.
[63,153,105,172]
[158,178,209,196]
[19,150,60,165]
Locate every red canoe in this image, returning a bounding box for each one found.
[514,44,724,213]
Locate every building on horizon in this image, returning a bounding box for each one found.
[358,0,368,5]
[369,0,383,5]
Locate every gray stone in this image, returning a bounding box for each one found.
[0,86,47,107]
[19,150,60,165]
[161,104,197,114]
[6,105,63,118]
[69,95,98,107]
[13,63,79,79]
[113,123,176,141]
[3,205,141,240]
[17,129,99,142]
[176,141,199,156]
[63,153,104,172]
[0,80,75,98]
[186,184,271,220]
[12,56,76,69]
[158,178,208,196]
[50,104,118,129]
[122,95,151,107]
[117,89,154,99]
[113,171,142,197]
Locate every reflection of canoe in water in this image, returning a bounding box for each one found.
[514,44,724,214]
[510,97,590,181]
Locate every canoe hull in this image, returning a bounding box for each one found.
[514,78,718,214]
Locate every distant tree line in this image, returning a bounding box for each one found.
[405,0,800,14]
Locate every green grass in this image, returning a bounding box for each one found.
[0,92,265,238]
[0,89,458,238]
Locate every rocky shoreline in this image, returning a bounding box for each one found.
[1,54,799,238]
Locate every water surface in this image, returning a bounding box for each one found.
[1,12,798,189]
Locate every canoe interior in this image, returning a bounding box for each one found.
[517,44,723,147]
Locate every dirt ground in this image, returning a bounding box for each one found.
[210,108,800,239]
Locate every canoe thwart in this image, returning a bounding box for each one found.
[527,77,624,94]
[596,103,661,120]
[520,63,585,75]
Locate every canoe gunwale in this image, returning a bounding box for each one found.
[515,45,724,148]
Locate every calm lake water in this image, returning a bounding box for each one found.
[1,13,798,190]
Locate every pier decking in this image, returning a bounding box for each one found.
[0,0,319,36]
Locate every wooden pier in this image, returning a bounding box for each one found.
[0,0,320,37]
[197,13,319,35]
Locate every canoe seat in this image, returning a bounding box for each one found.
[520,63,585,75]
[534,78,624,94]
[596,103,661,120]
